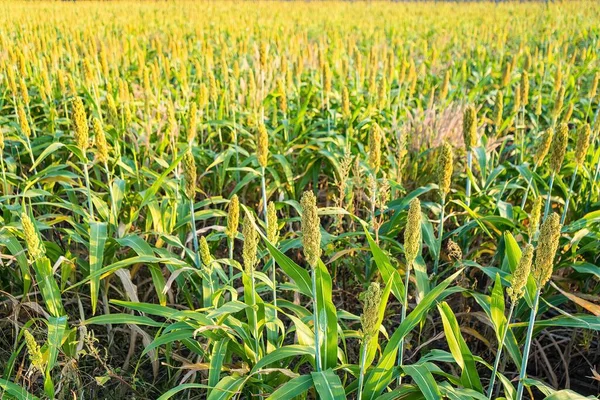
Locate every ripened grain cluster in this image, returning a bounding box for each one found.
[1,1,599,399]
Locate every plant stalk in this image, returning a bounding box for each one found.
[487,302,515,399]
[516,289,540,400]
[560,165,578,225]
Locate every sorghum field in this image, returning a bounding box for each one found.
[1,1,600,399]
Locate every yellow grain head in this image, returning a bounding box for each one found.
[368,123,382,174]
[549,123,568,174]
[277,78,287,115]
[494,91,504,129]
[200,236,212,268]
[242,216,258,274]
[532,213,561,287]
[188,102,197,145]
[589,72,599,99]
[256,122,268,168]
[533,128,553,166]
[529,196,543,239]
[267,201,279,245]
[22,212,45,261]
[20,78,29,106]
[575,123,591,166]
[462,105,477,150]
[183,150,196,200]
[226,194,240,242]
[72,97,89,153]
[437,142,453,198]
[24,330,45,372]
[301,190,321,269]
[552,85,565,120]
[17,103,31,138]
[520,71,529,106]
[342,85,351,119]
[93,117,109,165]
[507,244,533,303]
[404,198,422,265]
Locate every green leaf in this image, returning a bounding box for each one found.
[208,339,229,396]
[252,345,315,373]
[156,383,210,400]
[0,378,40,399]
[264,238,312,297]
[32,257,64,317]
[364,229,405,302]
[206,376,245,400]
[402,364,442,400]
[437,302,483,393]
[490,274,506,343]
[89,222,108,315]
[315,260,338,370]
[362,269,464,400]
[312,369,346,400]
[267,375,314,400]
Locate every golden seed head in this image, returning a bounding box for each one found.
[277,79,287,115]
[404,198,422,265]
[301,190,321,269]
[342,85,350,118]
[520,71,529,106]
[440,70,450,100]
[494,91,503,128]
[93,118,109,165]
[552,85,565,119]
[575,123,591,166]
[535,94,543,116]
[267,201,279,245]
[550,123,568,173]
[360,282,382,338]
[199,236,212,268]
[533,213,561,287]
[20,78,29,106]
[529,196,543,239]
[368,123,382,174]
[242,216,259,274]
[256,122,268,168]
[462,105,477,150]
[513,85,521,112]
[533,128,553,166]
[17,103,30,138]
[0,124,4,151]
[507,244,533,303]
[24,330,44,372]
[563,102,574,123]
[226,194,240,241]
[22,212,45,261]
[437,142,453,198]
[377,77,387,109]
[188,102,197,145]
[72,97,89,152]
[183,151,196,200]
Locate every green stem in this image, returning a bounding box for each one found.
[543,172,555,222]
[560,165,578,225]
[397,260,411,385]
[433,196,445,276]
[312,268,322,372]
[487,303,515,399]
[228,238,234,284]
[0,154,8,197]
[466,150,472,207]
[516,289,540,400]
[520,163,538,210]
[357,336,369,400]
[83,160,94,221]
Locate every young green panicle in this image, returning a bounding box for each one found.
[257,122,268,168]
[200,236,212,268]
[360,282,382,338]
[267,201,279,244]
[575,123,591,166]
[507,244,533,303]
[552,85,565,120]
[242,216,259,274]
[520,70,529,106]
[73,97,89,152]
[550,123,568,173]
[226,194,240,241]
[93,117,109,165]
[301,190,321,268]
[404,198,422,265]
[533,128,553,166]
[369,123,382,173]
[529,196,543,239]
[183,150,196,199]
[533,213,561,287]
[494,91,503,129]
[462,105,477,150]
[22,212,45,261]
[437,142,453,198]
